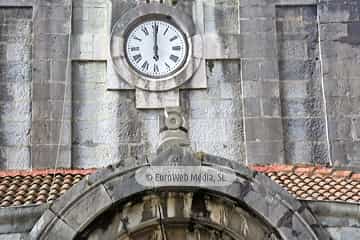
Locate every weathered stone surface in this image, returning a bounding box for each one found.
[0,7,32,169]
[0,205,46,234]
[1,0,360,191]
[30,210,76,240]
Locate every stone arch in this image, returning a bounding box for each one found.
[29,147,330,240]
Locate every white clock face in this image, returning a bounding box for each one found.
[125,20,188,79]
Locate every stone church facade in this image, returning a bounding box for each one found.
[0,0,359,239]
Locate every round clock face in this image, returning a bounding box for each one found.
[125,20,188,79]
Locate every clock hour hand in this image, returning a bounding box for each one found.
[153,23,159,61]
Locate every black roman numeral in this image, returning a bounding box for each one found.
[133,54,142,63]
[133,36,142,41]
[165,62,170,69]
[141,26,149,36]
[141,61,149,70]
[170,36,178,42]
[131,47,140,52]
[172,46,181,51]
[169,55,179,63]
[154,64,159,73]
[164,26,169,36]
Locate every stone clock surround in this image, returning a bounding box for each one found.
[110,3,203,92]
[107,1,243,109]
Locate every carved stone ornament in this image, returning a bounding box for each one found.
[110,3,203,92]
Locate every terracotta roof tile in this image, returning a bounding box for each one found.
[0,165,359,207]
[250,164,360,203]
[0,169,96,208]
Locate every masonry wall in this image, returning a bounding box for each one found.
[0,7,32,169]
[0,0,359,169]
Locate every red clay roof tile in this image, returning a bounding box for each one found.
[0,165,359,207]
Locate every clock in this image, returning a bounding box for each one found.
[110,4,203,91]
[125,20,188,79]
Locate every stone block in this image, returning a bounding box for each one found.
[0,82,31,101]
[204,34,241,59]
[95,144,129,167]
[190,119,244,144]
[106,61,134,90]
[31,145,71,168]
[352,118,360,140]
[240,19,275,33]
[246,141,284,164]
[193,141,246,163]
[333,141,360,166]
[328,118,352,140]
[38,5,71,20]
[0,121,30,146]
[262,97,281,117]
[33,34,70,59]
[0,204,46,234]
[32,100,71,121]
[34,19,70,34]
[92,34,108,59]
[322,41,360,64]
[325,96,352,117]
[240,34,278,58]
[71,34,93,59]
[207,60,241,83]
[319,1,360,23]
[0,62,31,83]
[1,146,31,169]
[72,120,96,145]
[72,82,105,102]
[136,89,179,109]
[0,234,22,240]
[245,118,283,141]
[323,56,360,80]
[240,5,275,18]
[181,60,207,89]
[33,82,67,101]
[281,97,324,117]
[241,58,279,81]
[279,59,320,81]
[188,99,242,120]
[71,145,97,168]
[283,118,326,141]
[328,227,360,240]
[47,120,71,145]
[72,102,98,121]
[32,60,50,82]
[0,101,31,121]
[203,0,239,34]
[6,43,31,61]
[51,60,69,82]
[96,118,142,144]
[142,118,159,153]
[278,40,308,60]
[243,81,279,98]
[285,141,329,164]
[72,61,106,83]
[320,22,348,41]
[30,210,76,240]
[244,97,261,117]
[58,184,113,232]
